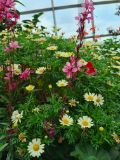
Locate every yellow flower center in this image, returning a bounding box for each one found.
[33,144,40,151]
[96,98,100,103]
[63,118,69,125]
[60,82,65,86]
[82,120,89,126]
[88,96,94,101]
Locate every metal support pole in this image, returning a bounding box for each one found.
[51,0,57,34]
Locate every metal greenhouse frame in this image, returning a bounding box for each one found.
[20,0,120,39]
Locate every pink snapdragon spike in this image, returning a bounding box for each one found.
[0,0,20,28]
[63,56,83,79]
[19,69,31,80]
[5,47,11,54]
[75,0,94,55]
[9,41,22,50]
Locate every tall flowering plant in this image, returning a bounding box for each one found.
[75,0,94,56]
[62,0,96,80]
[0,0,20,29]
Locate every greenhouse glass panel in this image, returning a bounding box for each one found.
[94,3,120,35]
[54,0,78,6]
[55,8,78,37]
[20,12,54,32]
[16,0,51,12]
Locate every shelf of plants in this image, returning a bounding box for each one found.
[0,0,120,160]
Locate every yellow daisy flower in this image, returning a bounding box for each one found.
[59,114,73,126]
[56,80,68,87]
[93,94,104,106]
[84,93,95,102]
[27,139,45,157]
[78,116,94,128]
[36,67,46,75]
[26,85,35,91]
[68,99,79,107]
[47,46,58,51]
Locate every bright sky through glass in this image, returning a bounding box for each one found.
[17,1,120,38]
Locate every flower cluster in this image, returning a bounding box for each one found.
[0,0,20,28]
[63,56,96,79]
[5,40,22,54]
[60,114,94,129]
[11,110,23,126]
[55,51,74,58]
[84,92,104,106]
[75,0,94,53]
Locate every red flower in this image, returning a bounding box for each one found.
[85,61,96,75]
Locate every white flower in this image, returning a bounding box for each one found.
[55,51,74,58]
[68,99,79,107]
[56,80,68,87]
[36,67,46,75]
[47,46,58,51]
[11,110,23,125]
[59,114,73,126]
[84,93,95,102]
[93,94,104,106]
[78,116,94,128]
[28,138,45,157]
[11,64,21,75]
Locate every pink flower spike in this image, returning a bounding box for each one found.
[9,41,22,50]
[5,47,11,54]
[19,69,30,80]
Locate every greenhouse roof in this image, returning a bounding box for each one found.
[17,0,120,38]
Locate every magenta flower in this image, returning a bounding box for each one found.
[75,0,94,54]
[0,0,19,28]
[63,56,83,79]
[19,69,30,80]
[4,72,13,80]
[9,81,17,91]
[9,41,22,50]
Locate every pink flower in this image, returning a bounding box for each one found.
[4,72,13,80]
[9,41,22,50]
[7,12,13,19]
[63,62,77,79]
[5,47,11,54]
[0,0,19,28]
[19,69,30,80]
[75,0,94,53]
[9,81,16,91]
[63,56,83,79]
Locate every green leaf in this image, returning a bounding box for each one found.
[15,0,25,6]
[0,143,8,152]
[0,135,6,140]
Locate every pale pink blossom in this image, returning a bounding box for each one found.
[9,41,22,50]
[5,47,11,54]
